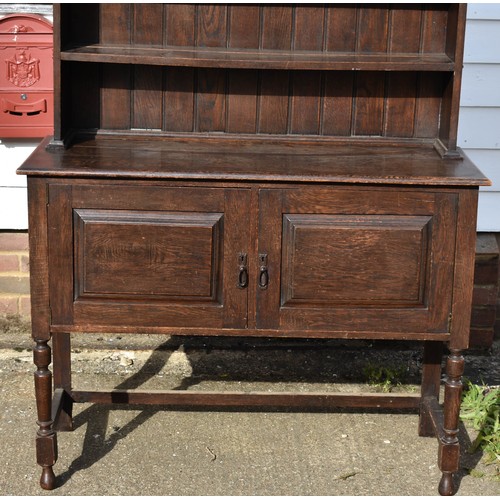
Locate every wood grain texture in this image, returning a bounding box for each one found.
[48,183,254,330]
[294,6,325,50]
[450,189,479,349]
[419,342,444,436]
[414,73,444,138]
[165,4,195,46]
[54,4,464,148]
[290,71,322,135]
[357,6,388,52]
[256,189,282,329]
[354,72,385,136]
[60,45,455,71]
[55,5,466,144]
[384,72,417,138]
[21,136,491,187]
[71,389,421,409]
[74,209,223,300]
[24,7,484,497]
[164,67,195,132]
[421,7,448,54]
[48,185,74,325]
[258,70,290,134]
[277,187,457,334]
[100,4,130,44]
[281,214,430,305]
[223,189,251,328]
[322,72,354,136]
[133,3,163,46]
[227,70,258,134]
[197,5,227,48]
[261,6,292,50]
[101,65,131,130]
[132,66,163,130]
[27,179,51,340]
[325,6,357,52]
[228,5,260,49]
[389,7,422,53]
[196,68,226,132]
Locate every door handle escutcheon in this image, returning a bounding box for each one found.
[237,253,248,289]
[258,253,268,290]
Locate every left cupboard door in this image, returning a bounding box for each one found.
[47,183,251,331]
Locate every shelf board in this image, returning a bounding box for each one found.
[19,135,490,187]
[60,44,455,71]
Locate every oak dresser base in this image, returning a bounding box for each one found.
[35,333,464,495]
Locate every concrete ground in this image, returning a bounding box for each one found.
[0,322,499,496]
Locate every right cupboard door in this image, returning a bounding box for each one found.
[257,187,458,337]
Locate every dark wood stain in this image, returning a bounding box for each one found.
[21,4,488,496]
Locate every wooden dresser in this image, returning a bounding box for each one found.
[17,4,490,495]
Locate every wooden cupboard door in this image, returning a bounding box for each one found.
[48,184,250,329]
[257,187,458,335]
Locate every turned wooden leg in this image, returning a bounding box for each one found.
[34,339,58,490]
[438,349,464,496]
[419,341,443,437]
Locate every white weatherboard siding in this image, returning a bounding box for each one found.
[458,108,500,150]
[460,4,500,232]
[462,19,500,63]
[0,140,37,229]
[0,185,27,229]
[462,65,500,107]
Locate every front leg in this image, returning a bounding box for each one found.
[438,349,464,496]
[34,339,58,490]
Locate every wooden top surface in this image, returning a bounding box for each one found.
[60,44,455,71]
[18,135,491,187]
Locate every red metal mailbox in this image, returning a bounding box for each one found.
[0,14,53,138]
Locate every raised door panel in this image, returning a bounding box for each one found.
[257,187,458,336]
[48,183,250,329]
[281,214,430,306]
[73,209,223,300]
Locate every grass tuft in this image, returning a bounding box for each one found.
[460,380,500,473]
[363,363,406,393]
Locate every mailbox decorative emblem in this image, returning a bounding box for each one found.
[0,13,53,137]
[6,49,40,87]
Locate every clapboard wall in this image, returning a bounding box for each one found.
[459,3,500,232]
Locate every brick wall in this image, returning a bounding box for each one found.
[1,230,499,348]
[0,231,30,316]
[495,234,500,343]
[471,233,499,348]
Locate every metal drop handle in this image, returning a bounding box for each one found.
[237,253,248,289]
[258,253,269,290]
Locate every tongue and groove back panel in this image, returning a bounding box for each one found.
[56,4,463,148]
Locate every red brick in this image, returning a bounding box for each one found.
[19,295,31,317]
[0,296,18,315]
[474,259,499,286]
[0,254,19,273]
[0,232,29,251]
[476,233,499,258]
[20,254,30,273]
[470,306,497,328]
[469,328,494,348]
[0,276,30,294]
[495,315,500,340]
[472,285,499,307]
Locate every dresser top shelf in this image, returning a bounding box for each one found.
[18,136,490,187]
[60,44,455,71]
